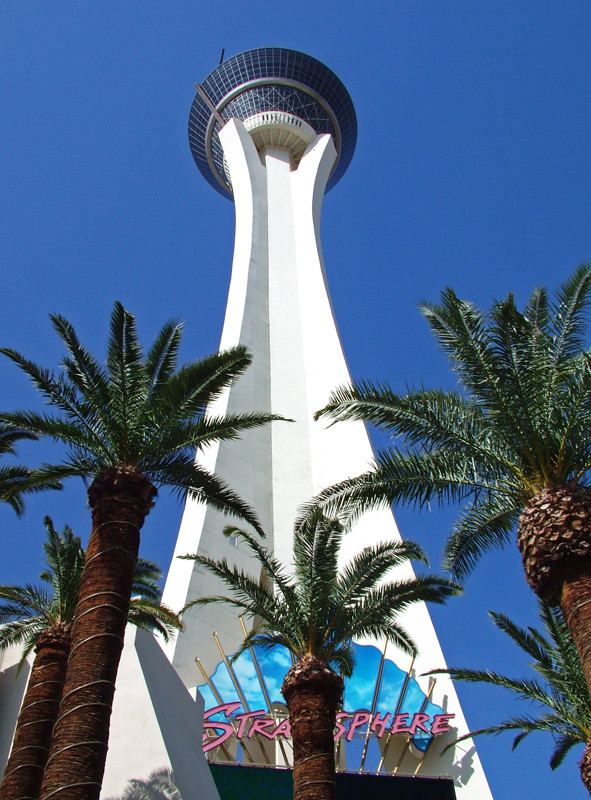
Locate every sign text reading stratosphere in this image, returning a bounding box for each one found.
[203,702,455,752]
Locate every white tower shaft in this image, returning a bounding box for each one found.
[162,117,493,798]
[163,119,369,678]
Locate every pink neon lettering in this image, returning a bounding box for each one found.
[270,718,291,739]
[202,706,455,751]
[247,717,276,739]
[390,713,410,733]
[202,702,242,753]
[334,711,349,741]
[370,712,392,738]
[408,713,430,735]
[346,711,371,742]
[235,710,266,739]
[431,713,455,735]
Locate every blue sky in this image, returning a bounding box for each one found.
[2,3,591,798]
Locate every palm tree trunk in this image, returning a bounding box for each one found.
[38,466,156,800]
[0,626,71,800]
[519,487,591,701]
[560,566,591,706]
[281,657,343,800]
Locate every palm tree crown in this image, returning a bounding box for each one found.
[1,302,276,530]
[0,517,182,664]
[315,266,591,582]
[429,602,591,794]
[185,509,459,672]
[105,768,182,800]
[314,265,591,791]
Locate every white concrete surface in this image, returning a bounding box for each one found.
[0,645,31,772]
[101,626,220,800]
[0,630,220,800]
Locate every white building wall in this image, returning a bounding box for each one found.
[0,630,220,800]
[102,626,220,800]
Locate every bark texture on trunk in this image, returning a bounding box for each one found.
[518,485,591,603]
[281,657,343,800]
[560,566,591,705]
[0,625,71,800]
[580,738,591,796]
[518,485,591,700]
[38,466,156,800]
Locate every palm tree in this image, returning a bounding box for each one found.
[0,302,278,800]
[0,424,60,514]
[313,266,591,785]
[105,768,182,800]
[0,517,182,800]
[184,508,460,800]
[428,602,591,795]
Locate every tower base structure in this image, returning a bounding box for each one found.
[0,630,220,800]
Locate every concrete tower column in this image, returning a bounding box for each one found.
[162,118,356,676]
[160,48,494,799]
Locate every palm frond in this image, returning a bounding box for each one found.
[147,456,263,534]
[427,600,591,770]
[39,516,84,617]
[141,412,283,458]
[301,445,504,528]
[335,540,429,607]
[0,424,37,455]
[488,611,552,668]
[131,558,164,601]
[313,268,591,586]
[550,735,581,770]
[182,554,289,625]
[150,346,252,423]
[187,509,458,679]
[50,312,112,428]
[1,411,115,465]
[0,424,56,515]
[0,617,46,652]
[443,494,520,578]
[145,319,183,394]
[0,350,113,459]
[293,510,342,611]
[3,304,273,533]
[420,289,509,413]
[0,464,62,516]
[550,265,591,365]
[128,598,183,642]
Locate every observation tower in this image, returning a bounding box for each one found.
[161,48,493,797]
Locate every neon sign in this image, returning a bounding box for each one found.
[203,702,455,753]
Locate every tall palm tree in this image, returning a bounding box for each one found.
[0,302,278,800]
[0,517,181,800]
[428,602,591,795]
[313,266,591,785]
[184,509,460,800]
[0,424,60,515]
